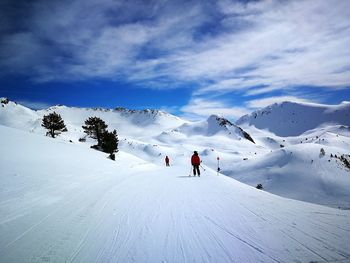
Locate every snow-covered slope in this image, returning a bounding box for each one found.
[0,98,41,131]
[1,98,350,208]
[1,125,350,262]
[224,144,350,207]
[40,105,186,139]
[0,99,187,140]
[236,101,350,136]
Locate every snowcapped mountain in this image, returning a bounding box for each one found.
[236,101,350,136]
[0,98,41,131]
[0,98,187,140]
[222,100,350,207]
[1,97,350,207]
[174,115,255,143]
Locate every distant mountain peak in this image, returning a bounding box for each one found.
[216,116,234,127]
[176,114,255,143]
[236,101,350,136]
[115,107,167,116]
[206,115,233,126]
[46,104,67,111]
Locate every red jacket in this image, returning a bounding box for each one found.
[191,155,200,165]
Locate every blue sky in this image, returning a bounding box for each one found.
[0,0,350,120]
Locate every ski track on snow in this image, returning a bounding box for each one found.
[1,166,350,262]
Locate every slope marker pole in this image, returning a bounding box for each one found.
[217,157,220,176]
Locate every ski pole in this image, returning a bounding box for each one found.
[189,166,192,176]
[199,164,206,171]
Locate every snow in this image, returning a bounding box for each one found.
[224,144,350,207]
[1,99,350,262]
[0,100,187,141]
[0,100,41,131]
[1,125,350,262]
[236,101,350,137]
[177,115,253,142]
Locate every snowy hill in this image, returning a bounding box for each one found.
[228,102,350,207]
[223,144,350,207]
[0,99,187,141]
[0,98,41,131]
[1,125,350,262]
[236,101,350,136]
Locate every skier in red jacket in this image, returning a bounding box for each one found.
[165,156,170,167]
[191,151,201,176]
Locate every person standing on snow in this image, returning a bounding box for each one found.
[165,156,170,166]
[191,151,201,176]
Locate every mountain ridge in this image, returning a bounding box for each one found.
[236,100,350,136]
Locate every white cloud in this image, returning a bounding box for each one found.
[1,0,349,96]
[0,32,50,74]
[174,0,350,94]
[66,24,153,78]
[180,98,250,120]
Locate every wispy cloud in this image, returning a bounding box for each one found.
[0,0,349,118]
[180,98,250,120]
[170,0,350,95]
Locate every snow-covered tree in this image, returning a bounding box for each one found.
[82,117,108,146]
[42,112,67,138]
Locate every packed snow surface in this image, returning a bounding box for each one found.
[1,125,350,263]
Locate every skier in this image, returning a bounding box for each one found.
[191,151,201,177]
[165,156,170,166]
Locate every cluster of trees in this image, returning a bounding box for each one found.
[82,117,119,160]
[41,113,118,160]
[1,98,9,104]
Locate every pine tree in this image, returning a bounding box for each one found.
[256,183,263,190]
[101,130,119,160]
[320,148,325,157]
[42,112,67,138]
[82,117,108,146]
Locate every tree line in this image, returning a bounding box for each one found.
[41,112,118,160]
